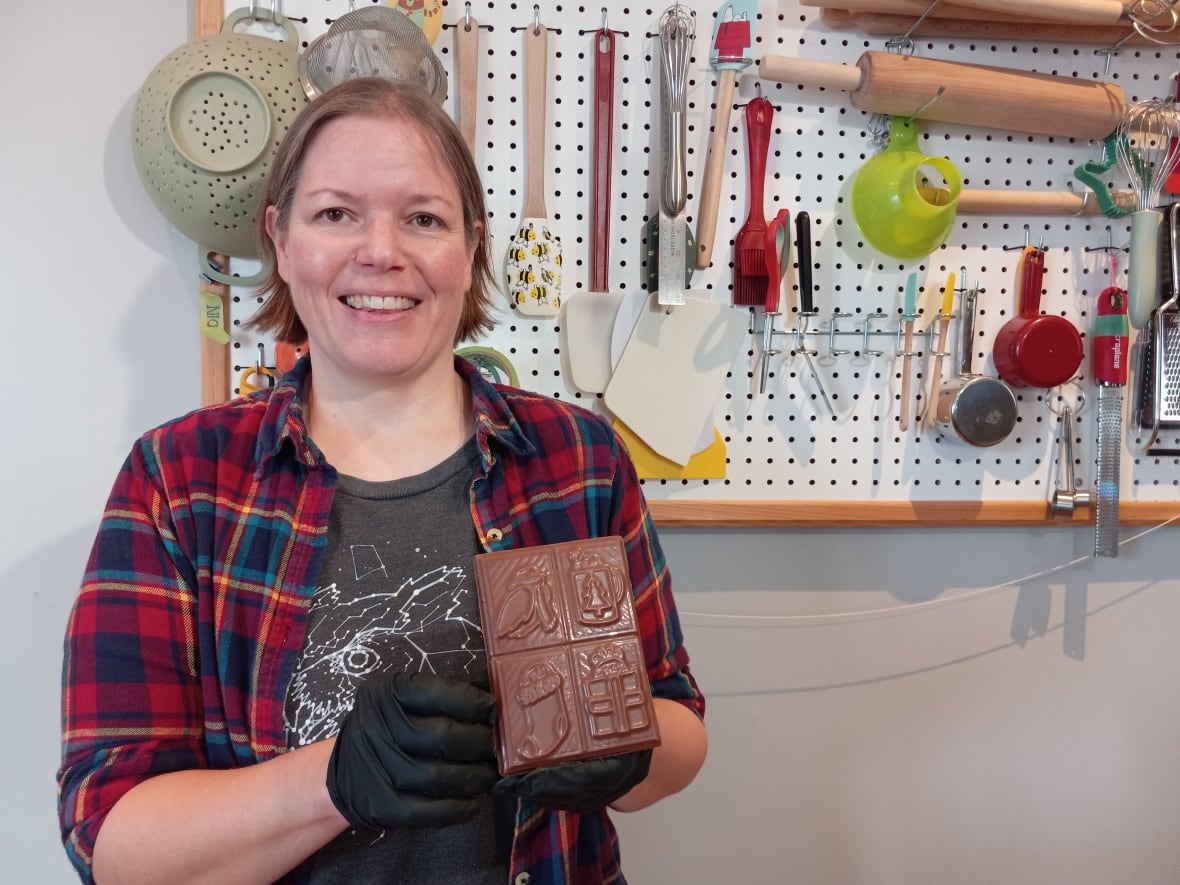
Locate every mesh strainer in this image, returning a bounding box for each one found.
[132,8,307,284]
[298,6,447,102]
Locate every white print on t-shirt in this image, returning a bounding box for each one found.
[284,551,483,746]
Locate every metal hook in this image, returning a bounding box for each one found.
[534,4,541,35]
[884,0,943,54]
[602,7,609,30]
[905,85,946,124]
[466,1,472,29]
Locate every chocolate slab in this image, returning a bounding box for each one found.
[473,536,661,776]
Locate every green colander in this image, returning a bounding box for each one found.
[131,9,307,285]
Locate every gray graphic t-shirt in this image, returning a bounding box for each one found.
[284,439,512,884]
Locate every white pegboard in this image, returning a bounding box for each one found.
[221,0,1180,508]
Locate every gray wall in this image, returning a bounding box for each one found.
[4,2,1178,883]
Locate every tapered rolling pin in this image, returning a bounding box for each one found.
[802,0,1124,25]
[820,9,1145,45]
[760,52,1125,140]
[940,0,1124,24]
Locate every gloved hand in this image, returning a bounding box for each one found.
[492,749,653,814]
[326,671,500,830]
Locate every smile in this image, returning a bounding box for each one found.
[343,294,416,311]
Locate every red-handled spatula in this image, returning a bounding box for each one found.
[565,26,620,393]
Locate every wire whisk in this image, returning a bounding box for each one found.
[658,4,694,215]
[1116,97,1180,211]
[1115,96,1180,327]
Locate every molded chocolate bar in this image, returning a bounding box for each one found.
[473,536,661,776]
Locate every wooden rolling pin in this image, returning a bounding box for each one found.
[760,52,1124,140]
[820,8,1146,45]
[803,0,1125,25]
[952,187,1136,216]
[803,0,1101,24]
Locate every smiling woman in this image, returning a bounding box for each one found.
[58,77,706,885]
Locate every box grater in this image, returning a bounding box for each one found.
[1135,202,1180,455]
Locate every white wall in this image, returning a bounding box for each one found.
[4,2,1178,883]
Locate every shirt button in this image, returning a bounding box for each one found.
[514,874,531,885]
[487,528,504,543]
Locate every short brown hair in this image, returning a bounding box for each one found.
[246,78,497,345]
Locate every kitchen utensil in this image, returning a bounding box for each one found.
[951,0,1123,24]
[1137,203,1180,455]
[899,272,919,431]
[818,6,1144,44]
[298,5,447,102]
[924,271,957,427]
[933,286,1019,446]
[950,186,1135,216]
[732,98,774,306]
[695,0,756,270]
[1049,405,1093,518]
[506,24,564,317]
[655,4,695,308]
[565,26,621,393]
[452,14,480,152]
[760,208,791,394]
[456,345,520,387]
[131,7,307,285]
[992,246,1084,388]
[803,0,1124,23]
[392,0,445,43]
[795,211,836,418]
[1115,97,1180,329]
[759,51,1125,140]
[604,294,748,466]
[1091,285,1129,557]
[851,117,962,259]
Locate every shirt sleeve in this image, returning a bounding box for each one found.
[605,429,706,722]
[58,436,206,882]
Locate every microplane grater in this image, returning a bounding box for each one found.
[1094,385,1123,558]
[1091,285,1129,559]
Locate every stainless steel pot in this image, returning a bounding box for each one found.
[131,8,307,285]
[933,286,1019,446]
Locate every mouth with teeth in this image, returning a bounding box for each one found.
[343,294,417,311]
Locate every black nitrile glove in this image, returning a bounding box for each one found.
[492,749,653,814]
[326,672,500,830]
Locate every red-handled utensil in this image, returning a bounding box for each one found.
[733,97,774,305]
[759,208,790,394]
[993,245,1083,388]
[1092,285,1129,558]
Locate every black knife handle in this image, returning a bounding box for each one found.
[796,211,814,314]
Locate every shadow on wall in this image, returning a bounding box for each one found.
[0,525,101,884]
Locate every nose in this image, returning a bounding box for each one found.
[353,214,405,269]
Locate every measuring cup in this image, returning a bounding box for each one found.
[992,246,1083,388]
[933,286,1019,446]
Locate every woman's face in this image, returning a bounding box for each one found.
[266,113,478,389]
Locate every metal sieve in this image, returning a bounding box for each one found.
[298,6,446,102]
[131,8,307,284]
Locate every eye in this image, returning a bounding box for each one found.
[413,213,442,229]
[318,208,348,223]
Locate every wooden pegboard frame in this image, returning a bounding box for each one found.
[191,0,1180,525]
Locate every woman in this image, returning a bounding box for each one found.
[59,78,707,884]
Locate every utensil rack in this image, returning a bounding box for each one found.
[187,0,1180,528]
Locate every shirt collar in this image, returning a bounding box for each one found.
[252,353,536,473]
